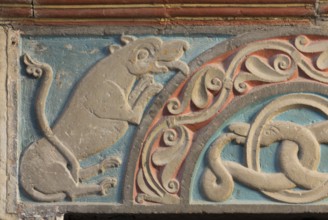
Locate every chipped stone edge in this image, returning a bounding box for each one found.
[6,28,20,218]
[0,26,7,219]
[0,27,21,220]
[8,23,319,36]
[0,26,15,220]
[5,25,328,217]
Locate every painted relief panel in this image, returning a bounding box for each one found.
[19,35,227,203]
[131,34,328,205]
[189,35,328,204]
[16,31,328,214]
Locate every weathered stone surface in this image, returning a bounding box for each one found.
[0,27,13,220]
[20,35,189,202]
[132,33,328,205]
[2,25,328,219]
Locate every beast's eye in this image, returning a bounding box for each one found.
[137,49,149,60]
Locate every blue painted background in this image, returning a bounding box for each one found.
[191,92,328,204]
[19,35,229,203]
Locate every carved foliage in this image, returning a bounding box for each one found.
[135,35,328,204]
[136,65,229,204]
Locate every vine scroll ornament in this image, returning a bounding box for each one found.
[135,35,328,204]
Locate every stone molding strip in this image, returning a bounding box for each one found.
[33,5,314,18]
[0,3,32,18]
[33,0,317,4]
[0,0,321,25]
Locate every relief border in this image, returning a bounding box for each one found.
[125,27,328,210]
[183,81,328,204]
[0,27,8,218]
[6,28,20,216]
[6,26,328,216]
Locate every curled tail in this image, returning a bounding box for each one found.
[23,54,80,181]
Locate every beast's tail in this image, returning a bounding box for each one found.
[23,54,80,182]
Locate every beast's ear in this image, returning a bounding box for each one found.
[109,44,121,54]
[121,35,137,45]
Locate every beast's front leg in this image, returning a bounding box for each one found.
[127,74,163,124]
[79,157,121,181]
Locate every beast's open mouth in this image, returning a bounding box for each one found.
[156,40,190,75]
[156,60,190,76]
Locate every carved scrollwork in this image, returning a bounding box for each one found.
[231,36,328,93]
[152,126,190,194]
[136,65,231,204]
[166,65,225,115]
[234,54,296,93]
[136,124,191,204]
[202,94,328,203]
[135,35,328,204]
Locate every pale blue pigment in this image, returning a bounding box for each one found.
[191,93,328,204]
[19,35,230,203]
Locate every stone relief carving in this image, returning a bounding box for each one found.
[136,64,225,204]
[202,93,328,203]
[135,35,328,204]
[233,35,328,93]
[19,35,189,202]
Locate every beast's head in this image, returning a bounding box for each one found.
[260,123,283,146]
[109,35,190,76]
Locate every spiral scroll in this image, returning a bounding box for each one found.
[135,35,328,204]
[166,65,225,115]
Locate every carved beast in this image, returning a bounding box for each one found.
[20,35,189,202]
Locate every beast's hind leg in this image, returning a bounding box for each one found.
[79,157,121,181]
[39,162,116,200]
[66,178,117,200]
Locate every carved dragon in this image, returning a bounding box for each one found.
[202,94,328,203]
[20,35,189,202]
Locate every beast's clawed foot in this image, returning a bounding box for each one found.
[141,74,163,94]
[100,178,117,195]
[147,82,163,95]
[139,74,155,87]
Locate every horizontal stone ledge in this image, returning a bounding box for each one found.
[2,18,312,26]
[0,0,31,3]
[32,6,314,19]
[0,1,319,22]
[32,0,316,4]
[0,7,32,18]
[319,3,328,16]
